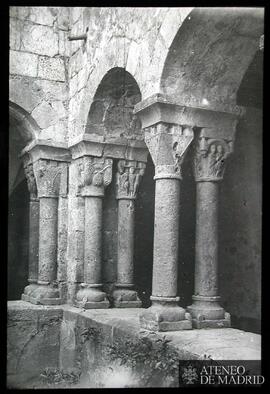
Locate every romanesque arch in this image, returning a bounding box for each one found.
[86,67,142,138]
[9,102,38,300]
[76,8,193,133]
[160,7,264,111]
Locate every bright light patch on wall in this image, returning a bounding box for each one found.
[201,98,209,106]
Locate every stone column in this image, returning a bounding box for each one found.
[112,160,146,307]
[21,160,39,302]
[57,164,69,301]
[187,137,233,328]
[76,156,113,308]
[29,159,66,305]
[140,123,194,331]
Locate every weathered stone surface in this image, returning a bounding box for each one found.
[9,17,23,51]
[187,137,233,328]
[57,7,70,31]
[75,195,109,309]
[38,56,66,82]
[38,197,58,283]
[194,137,233,182]
[7,302,261,388]
[59,317,77,370]
[39,120,68,142]
[57,196,68,283]
[152,178,181,296]
[31,101,59,129]
[9,77,45,113]
[7,301,62,388]
[33,79,68,102]
[140,302,192,332]
[27,199,39,281]
[160,8,263,111]
[58,30,70,57]
[21,23,59,57]
[51,100,67,119]
[116,200,135,283]
[10,50,38,77]
[28,7,57,26]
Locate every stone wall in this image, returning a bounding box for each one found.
[219,108,262,333]
[7,302,261,388]
[7,302,63,388]
[9,7,70,142]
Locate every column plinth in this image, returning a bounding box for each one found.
[139,123,194,331]
[75,156,112,309]
[112,160,145,308]
[187,137,232,328]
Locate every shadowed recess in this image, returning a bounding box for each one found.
[86,67,142,137]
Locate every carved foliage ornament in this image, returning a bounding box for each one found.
[194,137,233,182]
[34,159,67,198]
[24,162,37,200]
[116,160,146,199]
[145,123,194,178]
[77,156,113,195]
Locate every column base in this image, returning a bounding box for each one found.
[140,296,192,332]
[21,283,39,302]
[75,284,110,309]
[191,314,231,329]
[22,283,63,305]
[187,295,231,329]
[112,284,142,308]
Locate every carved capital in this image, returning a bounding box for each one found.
[34,159,68,198]
[24,162,38,200]
[144,123,194,180]
[194,137,234,182]
[77,156,113,197]
[116,160,146,200]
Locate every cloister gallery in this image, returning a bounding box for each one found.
[8,7,263,388]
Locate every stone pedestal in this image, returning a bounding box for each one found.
[139,123,194,331]
[112,160,145,308]
[22,162,39,301]
[75,156,113,309]
[187,137,233,328]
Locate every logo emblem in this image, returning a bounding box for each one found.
[181,364,198,384]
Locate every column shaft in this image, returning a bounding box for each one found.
[194,181,218,296]
[113,197,141,307]
[38,197,58,284]
[152,178,179,298]
[21,199,40,301]
[117,199,135,284]
[28,199,39,283]
[84,196,102,284]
